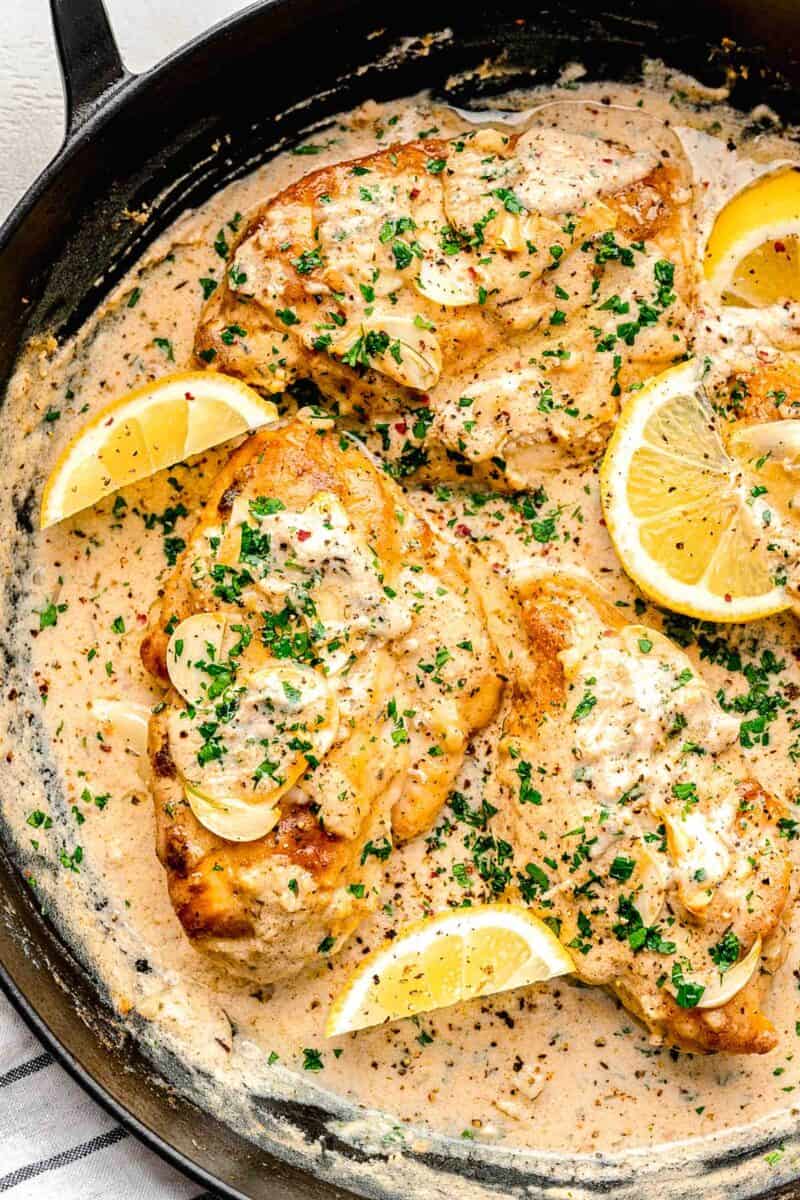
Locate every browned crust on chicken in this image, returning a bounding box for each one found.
[660,974,778,1055]
[193,141,447,407]
[193,128,693,484]
[501,576,792,1055]
[141,419,502,980]
[720,359,800,426]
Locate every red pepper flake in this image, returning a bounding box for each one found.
[724,593,732,603]
[394,421,408,434]
[410,187,420,199]
[297,529,311,542]
[455,523,472,538]
[136,612,148,625]
[775,241,787,254]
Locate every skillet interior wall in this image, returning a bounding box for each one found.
[3,3,800,1200]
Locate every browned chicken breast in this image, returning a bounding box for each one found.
[492,574,792,1053]
[711,357,800,605]
[141,419,502,982]
[195,104,694,486]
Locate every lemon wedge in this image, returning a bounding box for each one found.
[704,168,800,306]
[325,904,573,1037]
[40,371,278,528]
[600,360,792,622]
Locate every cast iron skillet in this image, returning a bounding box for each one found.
[2,2,800,1197]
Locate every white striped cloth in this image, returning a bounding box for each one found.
[0,990,215,1198]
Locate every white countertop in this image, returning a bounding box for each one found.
[0,0,248,221]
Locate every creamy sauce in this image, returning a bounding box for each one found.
[3,67,800,1178]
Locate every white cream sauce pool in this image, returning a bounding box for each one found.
[2,65,800,1179]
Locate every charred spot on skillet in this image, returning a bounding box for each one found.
[14,485,36,534]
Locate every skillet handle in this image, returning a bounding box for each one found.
[50,0,129,139]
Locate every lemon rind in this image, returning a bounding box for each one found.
[600,361,791,623]
[40,370,278,529]
[325,903,574,1038]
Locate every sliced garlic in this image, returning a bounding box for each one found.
[244,661,339,761]
[730,418,800,469]
[493,210,526,253]
[439,369,542,462]
[632,844,667,928]
[415,255,479,307]
[175,661,338,841]
[166,612,228,705]
[352,313,442,391]
[90,698,150,757]
[695,936,762,1009]
[659,806,731,916]
[184,784,280,843]
[410,189,480,307]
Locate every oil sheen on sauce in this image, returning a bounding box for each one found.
[2,68,800,1167]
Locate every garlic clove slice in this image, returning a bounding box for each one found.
[632,844,667,929]
[244,661,339,762]
[90,698,150,757]
[695,936,762,1009]
[337,313,442,391]
[180,660,339,841]
[185,783,280,843]
[415,255,480,307]
[166,612,228,705]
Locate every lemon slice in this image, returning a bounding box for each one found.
[40,371,278,528]
[325,904,573,1036]
[600,360,791,622]
[704,168,800,306]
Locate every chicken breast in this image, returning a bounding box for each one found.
[195,104,694,487]
[712,357,800,605]
[491,573,792,1053]
[140,418,503,982]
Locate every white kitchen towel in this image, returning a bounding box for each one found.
[0,989,215,1198]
